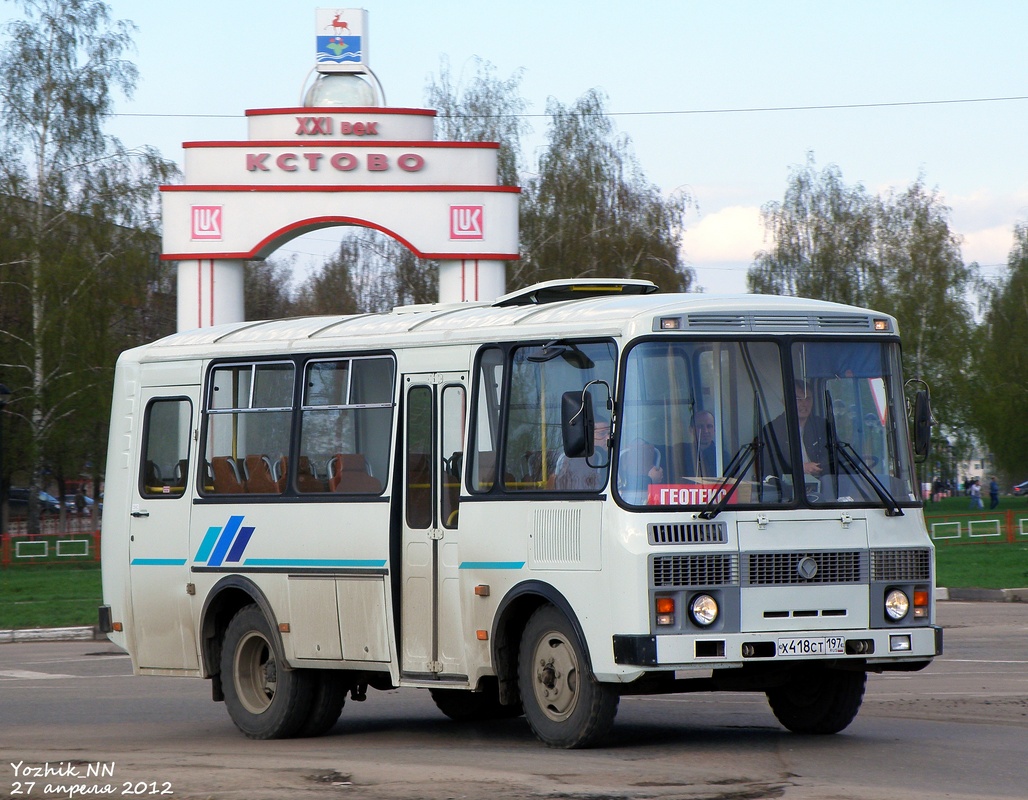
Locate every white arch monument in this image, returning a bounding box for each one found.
[161,12,519,331]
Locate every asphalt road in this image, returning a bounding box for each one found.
[1,601,1025,800]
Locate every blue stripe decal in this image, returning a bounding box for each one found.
[225,526,255,563]
[208,515,244,567]
[243,558,387,568]
[131,558,187,566]
[459,561,526,570]
[194,525,222,563]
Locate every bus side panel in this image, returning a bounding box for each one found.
[457,499,619,687]
[188,501,396,670]
[100,356,142,659]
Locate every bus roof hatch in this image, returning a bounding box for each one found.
[492,278,660,307]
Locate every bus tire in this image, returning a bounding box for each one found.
[517,605,618,748]
[430,685,523,722]
[766,666,866,734]
[296,670,346,737]
[220,604,315,739]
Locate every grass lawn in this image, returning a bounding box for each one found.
[934,542,1028,589]
[925,493,1028,588]
[0,565,101,630]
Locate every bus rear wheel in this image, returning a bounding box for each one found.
[296,670,347,737]
[517,605,618,748]
[220,604,315,739]
[766,665,866,734]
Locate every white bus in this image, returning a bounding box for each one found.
[99,279,940,748]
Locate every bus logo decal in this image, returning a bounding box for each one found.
[194,515,256,567]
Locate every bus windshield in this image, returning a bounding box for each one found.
[617,338,918,510]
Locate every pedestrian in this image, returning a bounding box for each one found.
[969,478,983,510]
[989,476,999,510]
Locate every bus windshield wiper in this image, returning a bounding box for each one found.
[823,389,902,516]
[834,441,904,517]
[697,440,757,520]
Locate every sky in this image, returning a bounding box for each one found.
[9,0,1028,293]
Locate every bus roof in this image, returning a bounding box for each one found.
[129,283,898,362]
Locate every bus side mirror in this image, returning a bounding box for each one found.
[561,391,595,458]
[913,389,932,459]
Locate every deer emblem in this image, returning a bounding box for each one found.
[328,14,350,34]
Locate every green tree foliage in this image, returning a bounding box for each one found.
[976,224,1028,475]
[245,258,296,320]
[518,89,693,292]
[748,153,876,304]
[294,229,437,315]
[871,179,978,430]
[426,56,529,188]
[748,155,978,451]
[0,0,177,527]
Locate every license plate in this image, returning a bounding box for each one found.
[777,636,846,656]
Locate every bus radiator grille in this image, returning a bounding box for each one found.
[871,548,932,581]
[652,554,740,587]
[745,551,866,585]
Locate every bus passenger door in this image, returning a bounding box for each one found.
[400,374,468,679]
[128,385,200,671]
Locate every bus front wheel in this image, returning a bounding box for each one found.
[517,605,618,748]
[220,604,315,739]
[766,666,866,734]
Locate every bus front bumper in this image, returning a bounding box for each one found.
[613,625,942,668]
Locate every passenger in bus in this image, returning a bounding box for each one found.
[555,421,610,491]
[618,437,664,501]
[687,410,718,478]
[761,379,829,482]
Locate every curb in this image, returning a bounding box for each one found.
[940,587,1028,603]
[0,626,107,644]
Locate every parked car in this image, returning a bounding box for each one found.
[6,488,62,517]
[1012,480,1028,496]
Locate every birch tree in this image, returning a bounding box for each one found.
[0,0,175,528]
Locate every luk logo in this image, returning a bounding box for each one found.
[194,515,254,567]
[450,205,484,240]
[191,205,223,240]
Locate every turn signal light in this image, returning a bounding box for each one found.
[656,597,675,626]
[913,589,929,618]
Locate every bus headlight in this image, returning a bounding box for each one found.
[689,594,719,626]
[885,589,910,621]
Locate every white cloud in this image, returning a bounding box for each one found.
[961,226,1015,268]
[683,205,765,263]
[682,206,766,293]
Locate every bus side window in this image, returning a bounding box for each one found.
[203,362,293,497]
[299,356,395,495]
[470,347,504,493]
[140,398,192,499]
[441,384,466,528]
